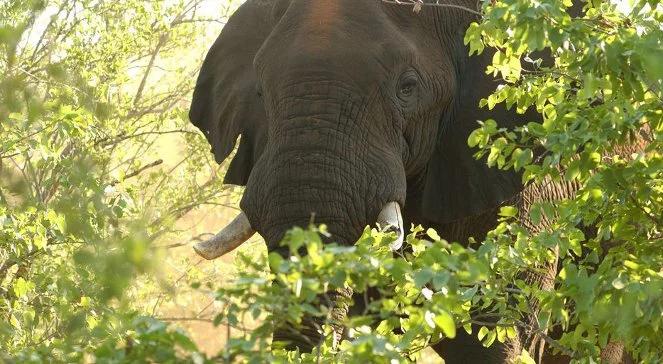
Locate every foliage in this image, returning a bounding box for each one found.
[464,0,662,361]
[0,0,238,361]
[209,225,519,363]
[1,0,661,363]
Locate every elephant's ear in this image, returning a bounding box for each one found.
[189,0,273,185]
[421,47,534,224]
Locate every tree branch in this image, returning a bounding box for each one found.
[110,159,163,186]
[99,129,198,148]
[132,34,168,106]
[381,0,482,16]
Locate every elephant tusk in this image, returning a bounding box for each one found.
[376,202,404,251]
[193,212,256,260]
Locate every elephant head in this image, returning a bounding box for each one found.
[190,0,530,258]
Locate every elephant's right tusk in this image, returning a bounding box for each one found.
[376,202,404,251]
[193,212,256,260]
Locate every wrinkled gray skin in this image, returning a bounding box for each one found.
[189,1,636,362]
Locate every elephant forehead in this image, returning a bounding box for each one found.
[302,0,341,50]
[305,0,340,29]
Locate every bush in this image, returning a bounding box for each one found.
[1,0,660,362]
[1,0,234,361]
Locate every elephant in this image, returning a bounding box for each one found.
[187,0,643,362]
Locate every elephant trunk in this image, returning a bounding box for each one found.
[239,113,406,253]
[246,148,370,249]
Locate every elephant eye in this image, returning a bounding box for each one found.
[397,71,418,102]
[399,83,415,97]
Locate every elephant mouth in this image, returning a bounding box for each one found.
[193,201,404,260]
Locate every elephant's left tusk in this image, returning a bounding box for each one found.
[193,212,256,260]
[376,201,404,251]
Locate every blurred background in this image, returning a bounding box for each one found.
[0,0,274,360]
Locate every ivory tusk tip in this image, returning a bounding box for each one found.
[193,243,217,260]
[191,211,256,260]
[390,233,404,251]
[376,201,405,251]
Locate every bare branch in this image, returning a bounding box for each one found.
[99,129,198,148]
[110,159,164,187]
[133,34,169,106]
[381,0,482,16]
[29,1,69,63]
[157,317,214,323]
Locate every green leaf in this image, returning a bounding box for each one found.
[426,228,441,241]
[13,278,32,298]
[478,326,490,341]
[515,349,537,364]
[468,129,485,148]
[499,206,518,218]
[481,329,497,347]
[434,311,456,339]
[413,268,433,287]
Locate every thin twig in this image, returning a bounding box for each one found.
[99,129,198,148]
[133,33,168,106]
[110,159,163,186]
[381,0,482,16]
[157,317,214,323]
